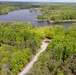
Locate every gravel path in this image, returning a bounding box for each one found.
[19,40,50,75]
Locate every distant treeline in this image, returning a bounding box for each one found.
[0,2,41,15]
[36,3,76,23]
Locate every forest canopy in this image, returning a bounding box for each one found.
[0,22,42,75]
[36,3,76,23]
[26,24,76,75]
[0,2,41,14]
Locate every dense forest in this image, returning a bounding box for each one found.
[0,22,76,75]
[26,24,76,75]
[36,4,76,23]
[0,2,41,15]
[0,22,43,75]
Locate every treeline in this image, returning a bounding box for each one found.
[0,4,18,14]
[0,2,41,15]
[0,22,42,75]
[37,4,76,23]
[27,24,76,75]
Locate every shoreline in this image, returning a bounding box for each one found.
[47,20,76,23]
[34,19,45,22]
[35,19,76,23]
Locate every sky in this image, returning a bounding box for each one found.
[0,0,76,2]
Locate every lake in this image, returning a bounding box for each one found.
[0,9,74,28]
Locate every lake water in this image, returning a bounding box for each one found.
[0,9,74,28]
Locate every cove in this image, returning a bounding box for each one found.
[0,9,74,28]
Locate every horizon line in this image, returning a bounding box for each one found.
[0,1,76,3]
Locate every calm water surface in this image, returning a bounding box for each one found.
[0,9,74,28]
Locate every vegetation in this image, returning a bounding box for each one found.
[36,4,76,23]
[0,22,43,75]
[26,24,76,75]
[0,2,41,15]
[29,8,41,12]
[0,22,67,75]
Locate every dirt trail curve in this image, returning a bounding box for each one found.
[19,38,51,75]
